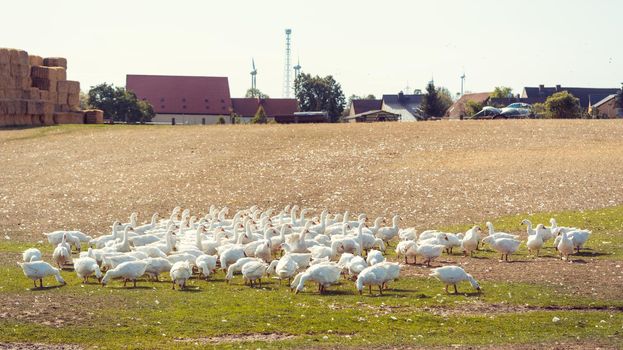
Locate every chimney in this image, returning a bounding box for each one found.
[555,84,562,92]
[539,84,545,96]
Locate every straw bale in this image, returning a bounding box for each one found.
[43,101,54,115]
[57,91,68,105]
[28,55,44,67]
[43,57,67,69]
[42,113,54,125]
[32,78,56,92]
[39,90,49,101]
[51,67,66,81]
[31,66,53,80]
[67,93,79,108]
[0,48,10,64]
[65,80,80,94]
[84,109,104,124]
[22,87,41,100]
[53,111,84,124]
[57,80,69,93]
[30,114,43,126]
[9,49,28,66]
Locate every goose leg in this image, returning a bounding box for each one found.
[172,280,175,290]
[379,285,383,295]
[123,279,127,287]
[33,280,37,288]
[444,285,449,294]
[133,280,137,288]
[453,284,458,294]
[369,285,372,295]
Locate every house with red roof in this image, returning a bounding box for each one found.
[231,97,299,123]
[126,74,233,124]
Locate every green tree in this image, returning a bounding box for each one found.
[531,102,546,118]
[216,116,226,124]
[544,91,581,119]
[79,90,91,110]
[294,73,346,122]
[464,100,484,117]
[251,105,268,124]
[490,86,513,99]
[88,83,155,123]
[245,88,269,99]
[421,81,450,118]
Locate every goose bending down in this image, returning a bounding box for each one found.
[430,265,481,294]
[241,260,268,287]
[74,257,102,283]
[22,248,41,262]
[101,261,147,288]
[170,261,192,290]
[556,231,575,261]
[279,251,312,269]
[18,260,66,288]
[398,227,418,241]
[376,215,401,244]
[481,236,521,262]
[347,255,368,277]
[266,256,299,285]
[366,249,385,266]
[486,222,519,240]
[415,243,446,266]
[225,257,263,282]
[291,263,342,294]
[356,264,390,295]
[144,258,173,281]
[377,262,400,289]
[195,255,218,279]
[461,226,482,257]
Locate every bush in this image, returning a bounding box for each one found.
[251,106,267,124]
[544,91,581,119]
[464,100,484,117]
[216,117,226,124]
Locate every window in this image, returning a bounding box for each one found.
[204,98,209,102]
[160,98,165,102]
[182,105,187,109]
[182,98,186,102]
[220,99,225,103]
[161,105,165,109]
[206,106,210,110]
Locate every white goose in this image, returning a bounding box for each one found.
[133,213,159,234]
[366,249,385,266]
[266,256,299,285]
[430,266,481,294]
[225,257,263,282]
[195,254,218,279]
[376,215,401,244]
[554,229,591,253]
[73,257,102,283]
[22,248,41,262]
[557,231,575,261]
[101,260,148,288]
[461,226,481,257]
[170,261,192,290]
[356,264,389,295]
[291,263,342,294]
[481,236,521,262]
[485,222,519,240]
[18,260,66,288]
[52,235,71,268]
[526,228,544,257]
[241,260,268,287]
[144,257,173,281]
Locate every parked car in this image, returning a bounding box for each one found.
[471,103,534,119]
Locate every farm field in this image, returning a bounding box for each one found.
[1,120,623,349]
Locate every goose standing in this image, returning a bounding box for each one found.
[430,266,481,294]
[481,236,521,262]
[355,264,389,295]
[195,254,218,279]
[526,228,544,257]
[52,235,72,268]
[461,226,481,257]
[101,260,148,288]
[366,249,385,266]
[266,256,299,285]
[144,257,173,281]
[486,222,519,240]
[73,257,102,283]
[241,260,268,287]
[557,231,575,261]
[18,260,66,288]
[133,213,159,234]
[376,215,401,244]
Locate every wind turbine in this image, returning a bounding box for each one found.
[460,72,466,96]
[250,58,257,97]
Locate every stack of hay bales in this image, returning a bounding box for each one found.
[83,109,104,124]
[0,48,102,127]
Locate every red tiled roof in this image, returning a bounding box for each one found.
[352,99,382,114]
[261,99,298,117]
[231,98,259,117]
[126,74,232,115]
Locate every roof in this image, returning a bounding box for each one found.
[261,98,298,117]
[445,92,491,119]
[382,94,424,121]
[351,99,382,115]
[592,94,617,108]
[126,74,232,115]
[231,98,259,117]
[522,86,620,107]
[230,98,299,118]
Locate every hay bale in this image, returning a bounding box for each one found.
[84,109,104,124]
[42,113,55,125]
[0,48,10,64]
[51,67,66,81]
[53,111,84,124]
[28,55,44,67]
[32,78,56,92]
[65,80,80,94]
[43,57,67,69]
[31,66,53,79]
[39,90,49,101]
[9,49,28,66]
[30,114,43,126]
[57,81,70,94]
[67,93,79,108]
[43,101,54,115]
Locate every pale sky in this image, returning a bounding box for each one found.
[3,0,621,99]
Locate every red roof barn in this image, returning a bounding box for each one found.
[126,74,232,116]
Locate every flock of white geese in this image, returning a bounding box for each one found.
[18,205,591,295]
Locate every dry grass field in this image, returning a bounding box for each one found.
[1,120,623,349]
